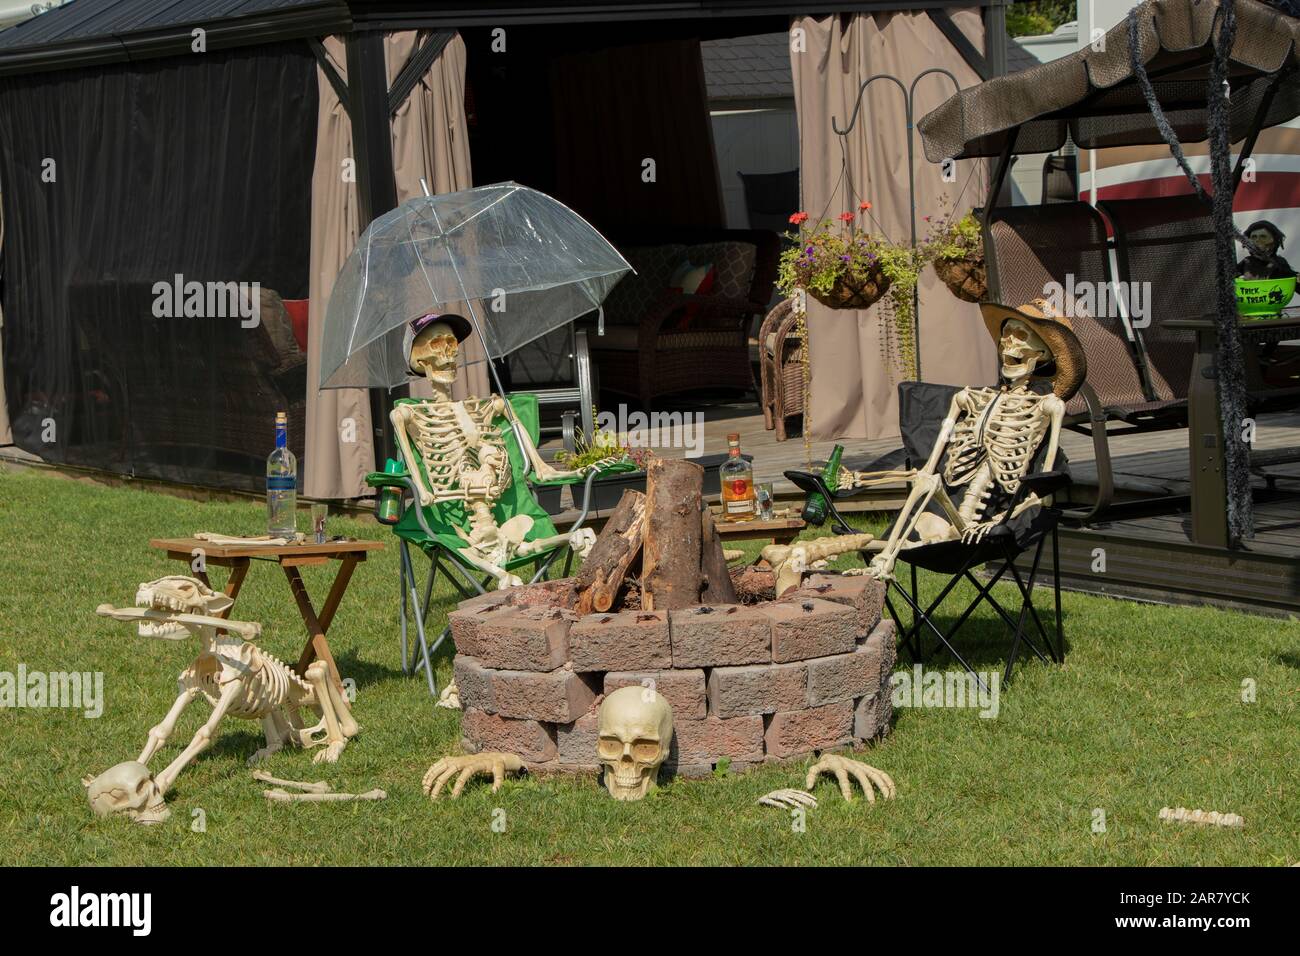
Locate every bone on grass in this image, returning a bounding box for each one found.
[263,788,387,803]
[251,770,331,793]
[1158,806,1244,828]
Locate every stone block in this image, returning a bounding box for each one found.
[603,669,706,719]
[569,610,671,672]
[706,661,808,718]
[760,598,857,663]
[669,603,771,667]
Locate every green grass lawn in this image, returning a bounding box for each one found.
[1,464,1296,865]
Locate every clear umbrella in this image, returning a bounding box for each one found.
[319,182,632,390]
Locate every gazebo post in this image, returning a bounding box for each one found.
[345,31,406,472]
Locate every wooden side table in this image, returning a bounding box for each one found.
[148,537,384,691]
[711,516,806,547]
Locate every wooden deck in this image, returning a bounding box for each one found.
[540,398,1300,505]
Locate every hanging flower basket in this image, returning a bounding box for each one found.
[807,265,892,310]
[933,254,987,303]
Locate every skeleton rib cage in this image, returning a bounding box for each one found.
[943,387,1053,499]
[403,398,513,502]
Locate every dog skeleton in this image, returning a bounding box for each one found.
[89,576,357,817]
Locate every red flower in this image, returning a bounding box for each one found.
[859,201,872,210]
[838,212,854,222]
[789,211,809,225]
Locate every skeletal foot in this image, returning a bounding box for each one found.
[312,741,346,764]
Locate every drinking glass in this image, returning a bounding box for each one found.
[310,503,328,545]
[756,482,775,520]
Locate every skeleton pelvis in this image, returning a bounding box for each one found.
[913,512,958,544]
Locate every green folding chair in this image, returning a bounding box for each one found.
[367,392,634,695]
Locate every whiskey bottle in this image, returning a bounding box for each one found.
[719,433,757,522]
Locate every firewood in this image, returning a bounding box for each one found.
[642,458,705,611]
[701,508,739,605]
[730,563,776,603]
[573,489,646,615]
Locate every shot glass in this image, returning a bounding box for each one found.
[310,503,328,545]
[756,482,775,521]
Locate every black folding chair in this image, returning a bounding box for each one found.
[787,382,1069,690]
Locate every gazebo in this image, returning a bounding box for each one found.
[919,0,1300,613]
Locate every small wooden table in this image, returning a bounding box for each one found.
[149,537,384,690]
[711,516,805,546]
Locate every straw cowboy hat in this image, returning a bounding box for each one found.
[980,298,1087,402]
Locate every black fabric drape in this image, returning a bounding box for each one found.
[0,41,317,490]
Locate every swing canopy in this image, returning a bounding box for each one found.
[918,0,1300,162]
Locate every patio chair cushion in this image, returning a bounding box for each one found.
[602,244,687,326]
[684,240,757,301]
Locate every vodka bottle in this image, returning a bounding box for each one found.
[266,411,298,537]
[719,433,757,522]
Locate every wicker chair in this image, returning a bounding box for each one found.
[586,229,780,408]
[759,297,805,441]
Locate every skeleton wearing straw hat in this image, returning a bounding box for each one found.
[842,299,1086,581]
[390,312,602,589]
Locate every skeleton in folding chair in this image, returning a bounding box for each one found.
[844,299,1078,581]
[391,313,605,590]
[383,313,613,697]
[813,300,1084,685]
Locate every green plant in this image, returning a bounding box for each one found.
[924,209,983,264]
[553,427,638,471]
[778,206,924,378]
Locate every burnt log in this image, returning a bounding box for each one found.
[573,489,646,615]
[700,507,740,605]
[642,458,705,611]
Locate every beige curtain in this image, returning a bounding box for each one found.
[305,31,477,500]
[792,11,996,442]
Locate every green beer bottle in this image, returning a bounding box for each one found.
[800,444,844,525]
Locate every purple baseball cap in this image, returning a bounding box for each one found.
[409,311,473,342]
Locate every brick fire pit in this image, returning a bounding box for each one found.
[448,572,895,778]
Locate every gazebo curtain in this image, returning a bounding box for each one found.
[304,31,479,500]
[0,194,9,447]
[792,10,995,442]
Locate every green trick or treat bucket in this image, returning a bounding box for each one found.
[1235,276,1297,318]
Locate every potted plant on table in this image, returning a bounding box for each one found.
[926,207,986,303]
[777,204,924,379]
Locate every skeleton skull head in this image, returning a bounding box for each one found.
[410,321,461,386]
[133,575,232,640]
[999,319,1051,384]
[83,761,170,824]
[597,686,673,801]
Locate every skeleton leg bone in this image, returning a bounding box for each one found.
[152,680,243,795]
[301,661,350,764]
[251,770,331,793]
[137,685,201,765]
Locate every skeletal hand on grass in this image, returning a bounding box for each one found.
[422,753,523,800]
[805,754,895,803]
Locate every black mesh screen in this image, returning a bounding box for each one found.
[0,41,317,491]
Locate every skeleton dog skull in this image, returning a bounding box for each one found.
[84,761,170,824]
[596,686,673,801]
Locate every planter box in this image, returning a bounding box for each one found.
[534,453,752,515]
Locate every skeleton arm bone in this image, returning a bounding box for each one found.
[392,405,437,508]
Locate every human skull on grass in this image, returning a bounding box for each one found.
[422,685,893,805]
